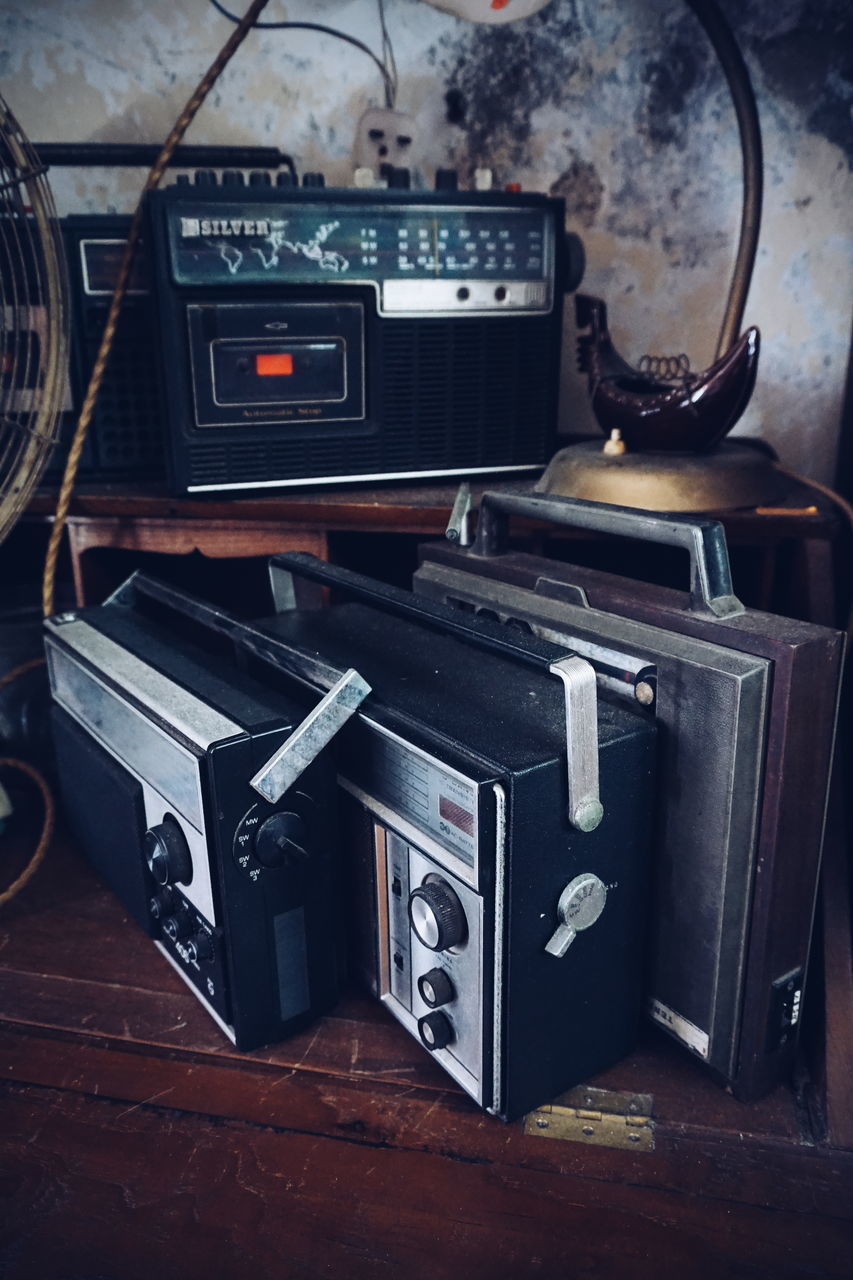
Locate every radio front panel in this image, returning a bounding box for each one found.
[147,184,568,492]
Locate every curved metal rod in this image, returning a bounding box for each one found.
[684,0,763,358]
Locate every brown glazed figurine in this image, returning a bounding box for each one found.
[575,294,760,453]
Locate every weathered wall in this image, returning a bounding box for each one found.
[2,0,850,482]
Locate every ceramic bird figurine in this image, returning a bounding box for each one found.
[575,294,760,453]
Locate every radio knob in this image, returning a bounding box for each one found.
[194,169,217,185]
[254,811,309,868]
[418,967,455,1008]
[186,931,215,964]
[222,169,245,186]
[162,911,193,943]
[302,171,326,188]
[434,167,458,191]
[418,1011,453,1051]
[249,169,272,186]
[145,817,193,886]
[409,879,467,952]
[276,171,296,187]
[387,166,410,189]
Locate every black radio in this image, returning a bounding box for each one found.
[233,553,657,1121]
[44,573,368,1050]
[145,176,574,493]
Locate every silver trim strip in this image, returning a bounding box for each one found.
[45,618,242,751]
[187,462,542,493]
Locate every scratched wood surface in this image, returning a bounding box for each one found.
[1,816,852,1279]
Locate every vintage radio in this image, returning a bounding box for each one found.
[42,215,166,484]
[414,491,845,1100]
[145,177,574,493]
[44,572,367,1050]
[230,552,657,1121]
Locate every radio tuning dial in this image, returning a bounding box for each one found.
[145,816,193,887]
[418,967,455,1008]
[418,1011,453,1052]
[409,878,467,952]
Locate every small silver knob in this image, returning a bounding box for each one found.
[545,873,607,958]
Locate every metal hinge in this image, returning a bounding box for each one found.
[523,1086,655,1152]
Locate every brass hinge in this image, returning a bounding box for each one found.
[523,1085,655,1152]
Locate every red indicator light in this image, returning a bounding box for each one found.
[255,353,294,376]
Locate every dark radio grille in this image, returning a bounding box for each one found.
[186,314,557,489]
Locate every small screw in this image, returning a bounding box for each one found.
[582,1126,594,1137]
[629,1134,641,1144]
[535,1118,549,1129]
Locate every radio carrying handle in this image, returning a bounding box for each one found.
[269,553,604,832]
[110,572,370,805]
[457,490,744,619]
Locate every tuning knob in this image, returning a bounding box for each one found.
[435,167,458,191]
[145,816,193,886]
[254,811,309,868]
[409,878,467,952]
[194,169,217,186]
[418,1011,453,1051]
[222,169,245,186]
[302,172,326,188]
[418,967,455,1008]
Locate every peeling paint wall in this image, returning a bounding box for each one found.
[2,0,850,483]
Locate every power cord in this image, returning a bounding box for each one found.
[208,0,398,107]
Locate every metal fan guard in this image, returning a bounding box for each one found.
[0,93,69,546]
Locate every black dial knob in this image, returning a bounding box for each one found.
[418,967,455,1008]
[194,168,217,185]
[249,169,272,186]
[222,169,245,186]
[409,878,467,952]
[434,167,458,191]
[276,170,295,187]
[302,171,326,188]
[387,166,410,189]
[149,886,176,922]
[418,1011,453,1051]
[254,811,309,868]
[145,816,192,886]
[186,931,215,964]
[162,911,193,943]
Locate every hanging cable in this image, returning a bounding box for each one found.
[208,0,397,107]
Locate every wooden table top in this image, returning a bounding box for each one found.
[1,802,852,1278]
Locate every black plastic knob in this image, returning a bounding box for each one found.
[145,817,193,886]
[254,811,309,868]
[418,1011,453,1051]
[249,169,272,186]
[222,169,245,186]
[301,171,326,188]
[387,166,411,189]
[194,169,217,185]
[563,231,586,294]
[174,173,191,186]
[409,878,467,952]
[186,931,215,964]
[149,886,176,922]
[162,911,193,943]
[418,967,455,1008]
[276,171,296,187]
[435,167,458,191]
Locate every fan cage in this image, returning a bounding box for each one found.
[0,93,69,545]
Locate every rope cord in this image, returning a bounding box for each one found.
[41,0,272,619]
[0,757,55,909]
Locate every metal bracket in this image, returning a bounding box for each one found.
[549,655,603,832]
[250,667,371,804]
[524,1086,655,1151]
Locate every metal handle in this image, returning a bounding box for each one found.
[269,553,578,679]
[269,553,603,832]
[468,491,744,619]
